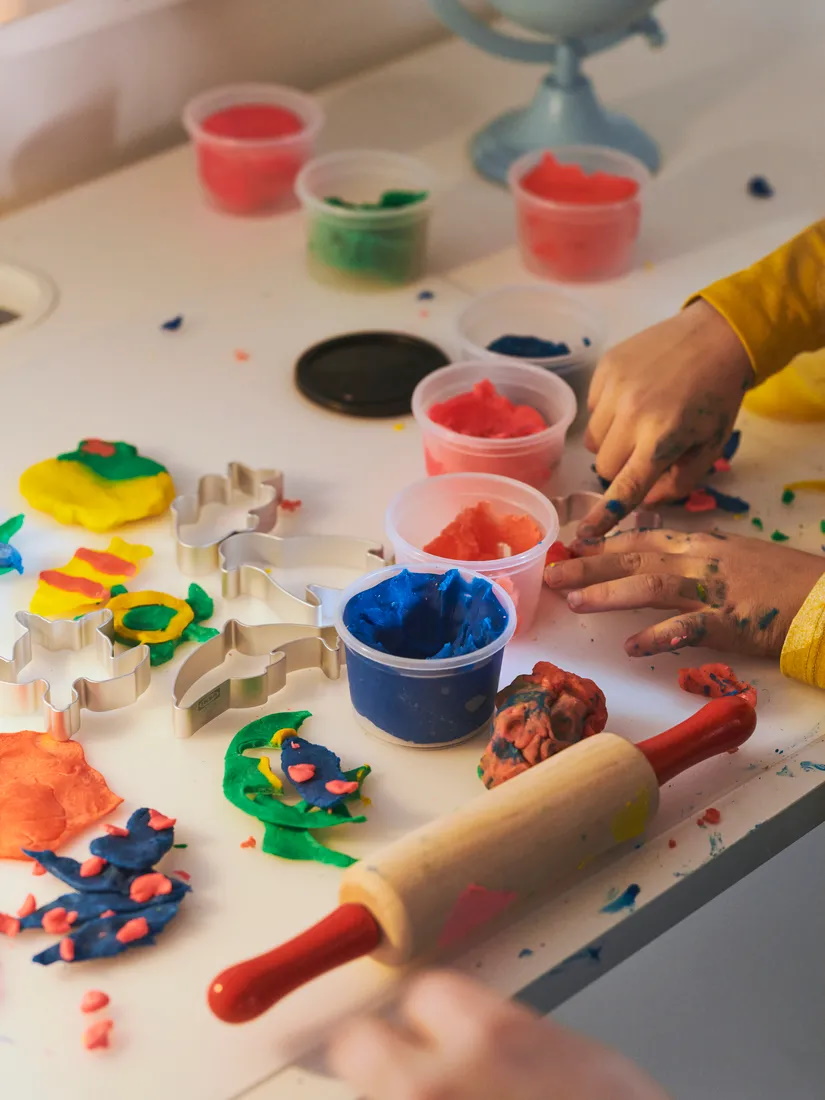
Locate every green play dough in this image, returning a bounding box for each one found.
[324,190,429,211]
[57,441,167,481]
[222,711,370,868]
[122,604,177,632]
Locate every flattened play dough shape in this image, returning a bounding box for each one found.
[0,730,122,860]
[20,439,175,531]
[103,583,219,666]
[31,538,153,618]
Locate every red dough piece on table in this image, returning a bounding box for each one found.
[678,663,757,708]
[429,379,547,439]
[83,1018,114,1051]
[424,502,543,562]
[521,153,639,204]
[479,661,608,788]
[0,730,122,861]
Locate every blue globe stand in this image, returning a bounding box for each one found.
[430,1,665,184]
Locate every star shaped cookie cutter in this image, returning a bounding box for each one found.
[219,531,389,627]
[0,610,151,741]
[171,462,283,576]
[172,620,342,737]
[549,491,662,532]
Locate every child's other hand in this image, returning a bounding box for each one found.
[578,300,754,538]
[328,971,669,1100]
[545,529,824,658]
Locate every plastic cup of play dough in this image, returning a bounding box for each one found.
[336,563,516,748]
[411,359,576,488]
[385,473,559,633]
[295,150,436,289]
[183,83,324,215]
[508,145,650,281]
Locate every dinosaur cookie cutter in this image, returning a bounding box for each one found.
[172,620,342,737]
[0,610,150,740]
[549,491,662,532]
[172,462,284,576]
[219,531,389,627]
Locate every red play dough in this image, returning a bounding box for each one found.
[197,103,306,215]
[521,153,639,204]
[423,502,543,561]
[545,540,576,564]
[515,153,642,281]
[429,379,546,439]
[678,663,757,708]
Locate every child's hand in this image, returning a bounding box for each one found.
[328,971,669,1100]
[578,300,754,538]
[545,529,823,658]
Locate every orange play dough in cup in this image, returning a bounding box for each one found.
[423,501,543,561]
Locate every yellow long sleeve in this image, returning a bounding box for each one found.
[690,220,825,385]
[781,573,825,689]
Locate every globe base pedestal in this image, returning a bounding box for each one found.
[471,72,660,184]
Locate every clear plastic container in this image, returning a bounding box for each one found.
[411,359,576,488]
[386,472,559,633]
[508,145,650,282]
[294,150,437,289]
[336,563,516,748]
[183,83,324,216]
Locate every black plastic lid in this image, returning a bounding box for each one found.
[295,330,449,418]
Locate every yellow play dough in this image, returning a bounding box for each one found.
[20,458,175,532]
[106,590,193,644]
[743,350,825,422]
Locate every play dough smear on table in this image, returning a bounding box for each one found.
[508,145,649,281]
[336,564,515,748]
[386,472,559,632]
[183,83,323,215]
[412,360,576,487]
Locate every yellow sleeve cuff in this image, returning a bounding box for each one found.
[685,220,825,385]
[780,572,825,689]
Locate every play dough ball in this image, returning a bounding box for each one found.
[20,440,175,532]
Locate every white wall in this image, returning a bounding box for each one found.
[0,0,478,212]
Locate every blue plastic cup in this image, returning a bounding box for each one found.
[336,564,516,749]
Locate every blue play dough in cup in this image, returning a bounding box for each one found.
[336,566,516,748]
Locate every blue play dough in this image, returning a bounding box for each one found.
[341,570,511,746]
[90,807,175,870]
[281,736,356,810]
[32,902,181,966]
[487,334,571,359]
[0,543,23,575]
[20,807,189,964]
[747,176,774,198]
[704,486,750,514]
[343,569,507,660]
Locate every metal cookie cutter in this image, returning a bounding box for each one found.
[172,620,342,737]
[219,531,389,627]
[0,610,150,741]
[549,491,662,531]
[172,462,284,576]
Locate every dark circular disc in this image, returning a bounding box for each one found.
[295,330,449,418]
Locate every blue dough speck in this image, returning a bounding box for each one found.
[487,334,571,359]
[90,807,175,870]
[704,486,750,514]
[344,569,508,660]
[161,314,184,331]
[747,176,774,198]
[722,430,741,461]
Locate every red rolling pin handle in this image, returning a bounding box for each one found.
[208,903,380,1024]
[637,695,756,785]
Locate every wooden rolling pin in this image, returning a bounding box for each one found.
[209,696,755,1023]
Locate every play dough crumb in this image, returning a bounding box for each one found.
[521,152,639,204]
[429,379,546,439]
[83,1018,113,1051]
[423,502,543,561]
[81,990,110,1014]
[240,836,256,849]
[678,663,757,708]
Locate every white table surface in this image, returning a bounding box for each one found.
[0,3,824,1098]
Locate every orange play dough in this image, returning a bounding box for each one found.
[0,730,122,861]
[424,501,543,561]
